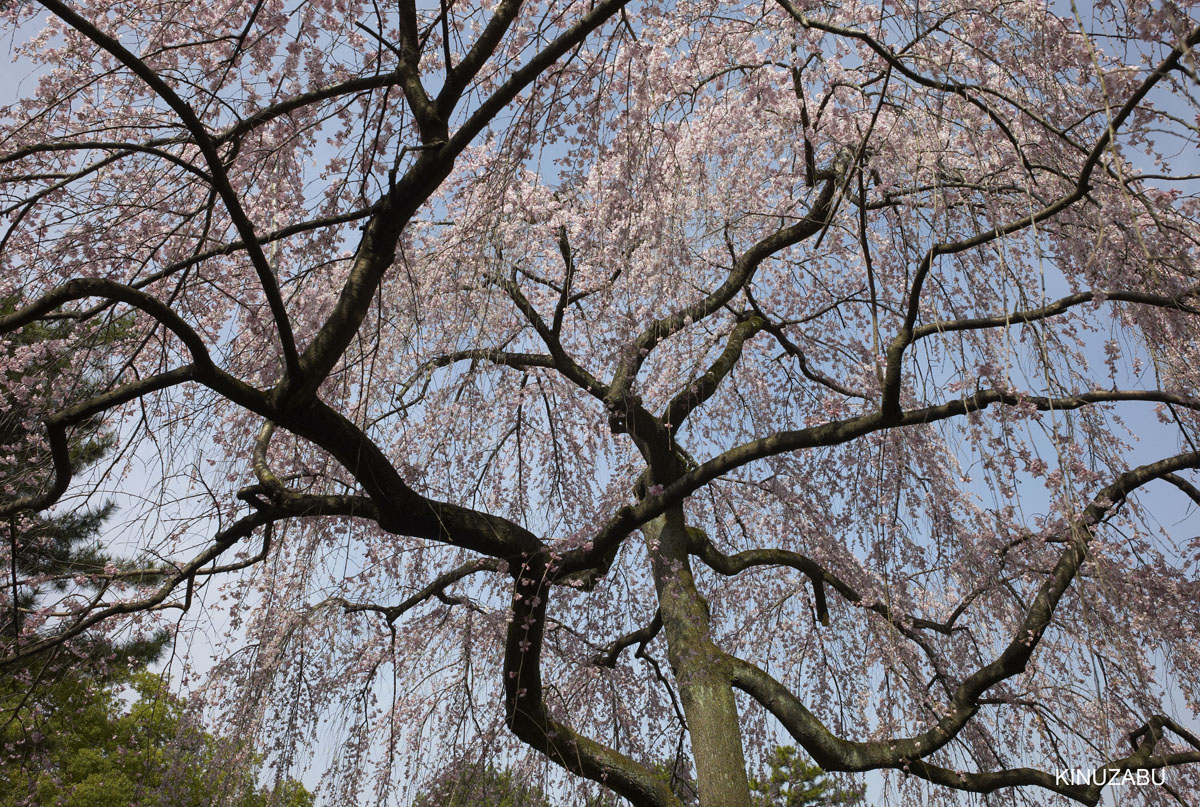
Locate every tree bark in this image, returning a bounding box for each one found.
[644,508,752,807]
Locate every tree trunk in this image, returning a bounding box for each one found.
[644,509,752,807]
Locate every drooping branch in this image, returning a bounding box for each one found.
[0,279,278,517]
[559,384,1200,579]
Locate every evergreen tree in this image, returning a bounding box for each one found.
[0,669,313,807]
[1,294,167,665]
[412,760,552,807]
[749,747,865,807]
[420,747,864,807]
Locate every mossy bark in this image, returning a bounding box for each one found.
[644,509,751,807]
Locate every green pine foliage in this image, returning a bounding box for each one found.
[0,669,312,807]
[1,300,308,807]
[749,746,865,807]
[1,294,167,663]
[412,761,552,807]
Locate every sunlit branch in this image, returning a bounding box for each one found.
[235,423,381,520]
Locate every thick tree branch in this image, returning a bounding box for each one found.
[436,0,523,119]
[446,0,633,154]
[274,398,544,559]
[662,316,765,429]
[562,386,1200,590]
[687,530,969,633]
[505,561,684,807]
[0,279,215,370]
[296,0,631,406]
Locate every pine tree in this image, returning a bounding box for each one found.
[749,747,865,807]
[1,296,172,791]
[1,294,166,665]
[0,669,313,807]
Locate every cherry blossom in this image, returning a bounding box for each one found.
[3,0,1200,805]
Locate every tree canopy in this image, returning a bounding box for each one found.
[2,0,1200,805]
